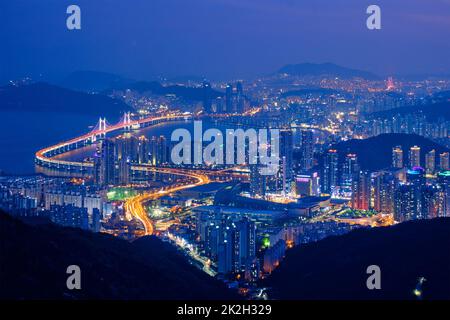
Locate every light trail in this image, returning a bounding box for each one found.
[34,113,246,236]
[124,168,210,236]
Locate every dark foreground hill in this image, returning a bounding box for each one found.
[0,211,237,300]
[265,218,450,300]
[331,133,449,171]
[0,82,131,118]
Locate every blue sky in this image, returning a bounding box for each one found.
[0,0,449,81]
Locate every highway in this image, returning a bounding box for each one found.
[34,112,244,236]
[124,168,210,236]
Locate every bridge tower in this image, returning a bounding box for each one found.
[122,112,132,132]
[98,117,107,139]
[91,117,108,142]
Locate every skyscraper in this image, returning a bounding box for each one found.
[437,171,450,217]
[250,164,267,199]
[236,81,245,114]
[351,170,371,210]
[342,153,358,186]
[137,135,150,164]
[395,167,427,222]
[150,136,168,165]
[440,152,450,171]
[409,145,421,168]
[300,130,314,171]
[225,83,233,114]
[392,146,403,168]
[214,216,256,275]
[373,171,395,214]
[115,134,137,185]
[321,149,339,195]
[425,149,436,174]
[202,81,213,114]
[94,138,116,186]
[279,130,294,195]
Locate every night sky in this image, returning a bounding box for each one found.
[0,0,449,81]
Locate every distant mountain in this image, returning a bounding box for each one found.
[0,211,237,300]
[167,75,207,83]
[109,81,223,101]
[278,63,379,80]
[60,71,135,92]
[372,101,450,122]
[0,82,131,118]
[265,218,450,300]
[331,133,449,171]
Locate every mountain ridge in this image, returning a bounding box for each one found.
[0,211,237,300]
[0,82,131,118]
[265,217,450,300]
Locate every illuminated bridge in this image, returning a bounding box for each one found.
[35,112,249,236]
[35,113,191,172]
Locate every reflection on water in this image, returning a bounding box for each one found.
[0,111,98,175]
[35,165,90,178]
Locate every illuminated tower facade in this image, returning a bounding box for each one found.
[392,146,403,168]
[440,152,450,171]
[409,145,421,168]
[425,149,436,174]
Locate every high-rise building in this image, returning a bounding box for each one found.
[250,164,267,199]
[409,145,421,168]
[372,171,395,214]
[392,146,403,168]
[342,154,358,186]
[440,152,450,171]
[395,167,427,222]
[202,81,213,114]
[425,149,436,174]
[437,171,450,217]
[394,184,416,223]
[351,170,371,210]
[115,134,138,185]
[300,130,314,171]
[321,149,339,194]
[137,135,150,164]
[94,138,116,186]
[236,82,245,114]
[421,185,443,219]
[225,83,233,114]
[279,130,294,195]
[217,217,256,274]
[150,135,168,165]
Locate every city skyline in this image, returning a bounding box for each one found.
[1,0,450,303]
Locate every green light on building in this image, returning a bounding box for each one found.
[438,171,450,177]
[262,237,270,248]
[107,187,137,201]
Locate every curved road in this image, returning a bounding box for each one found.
[124,168,210,236]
